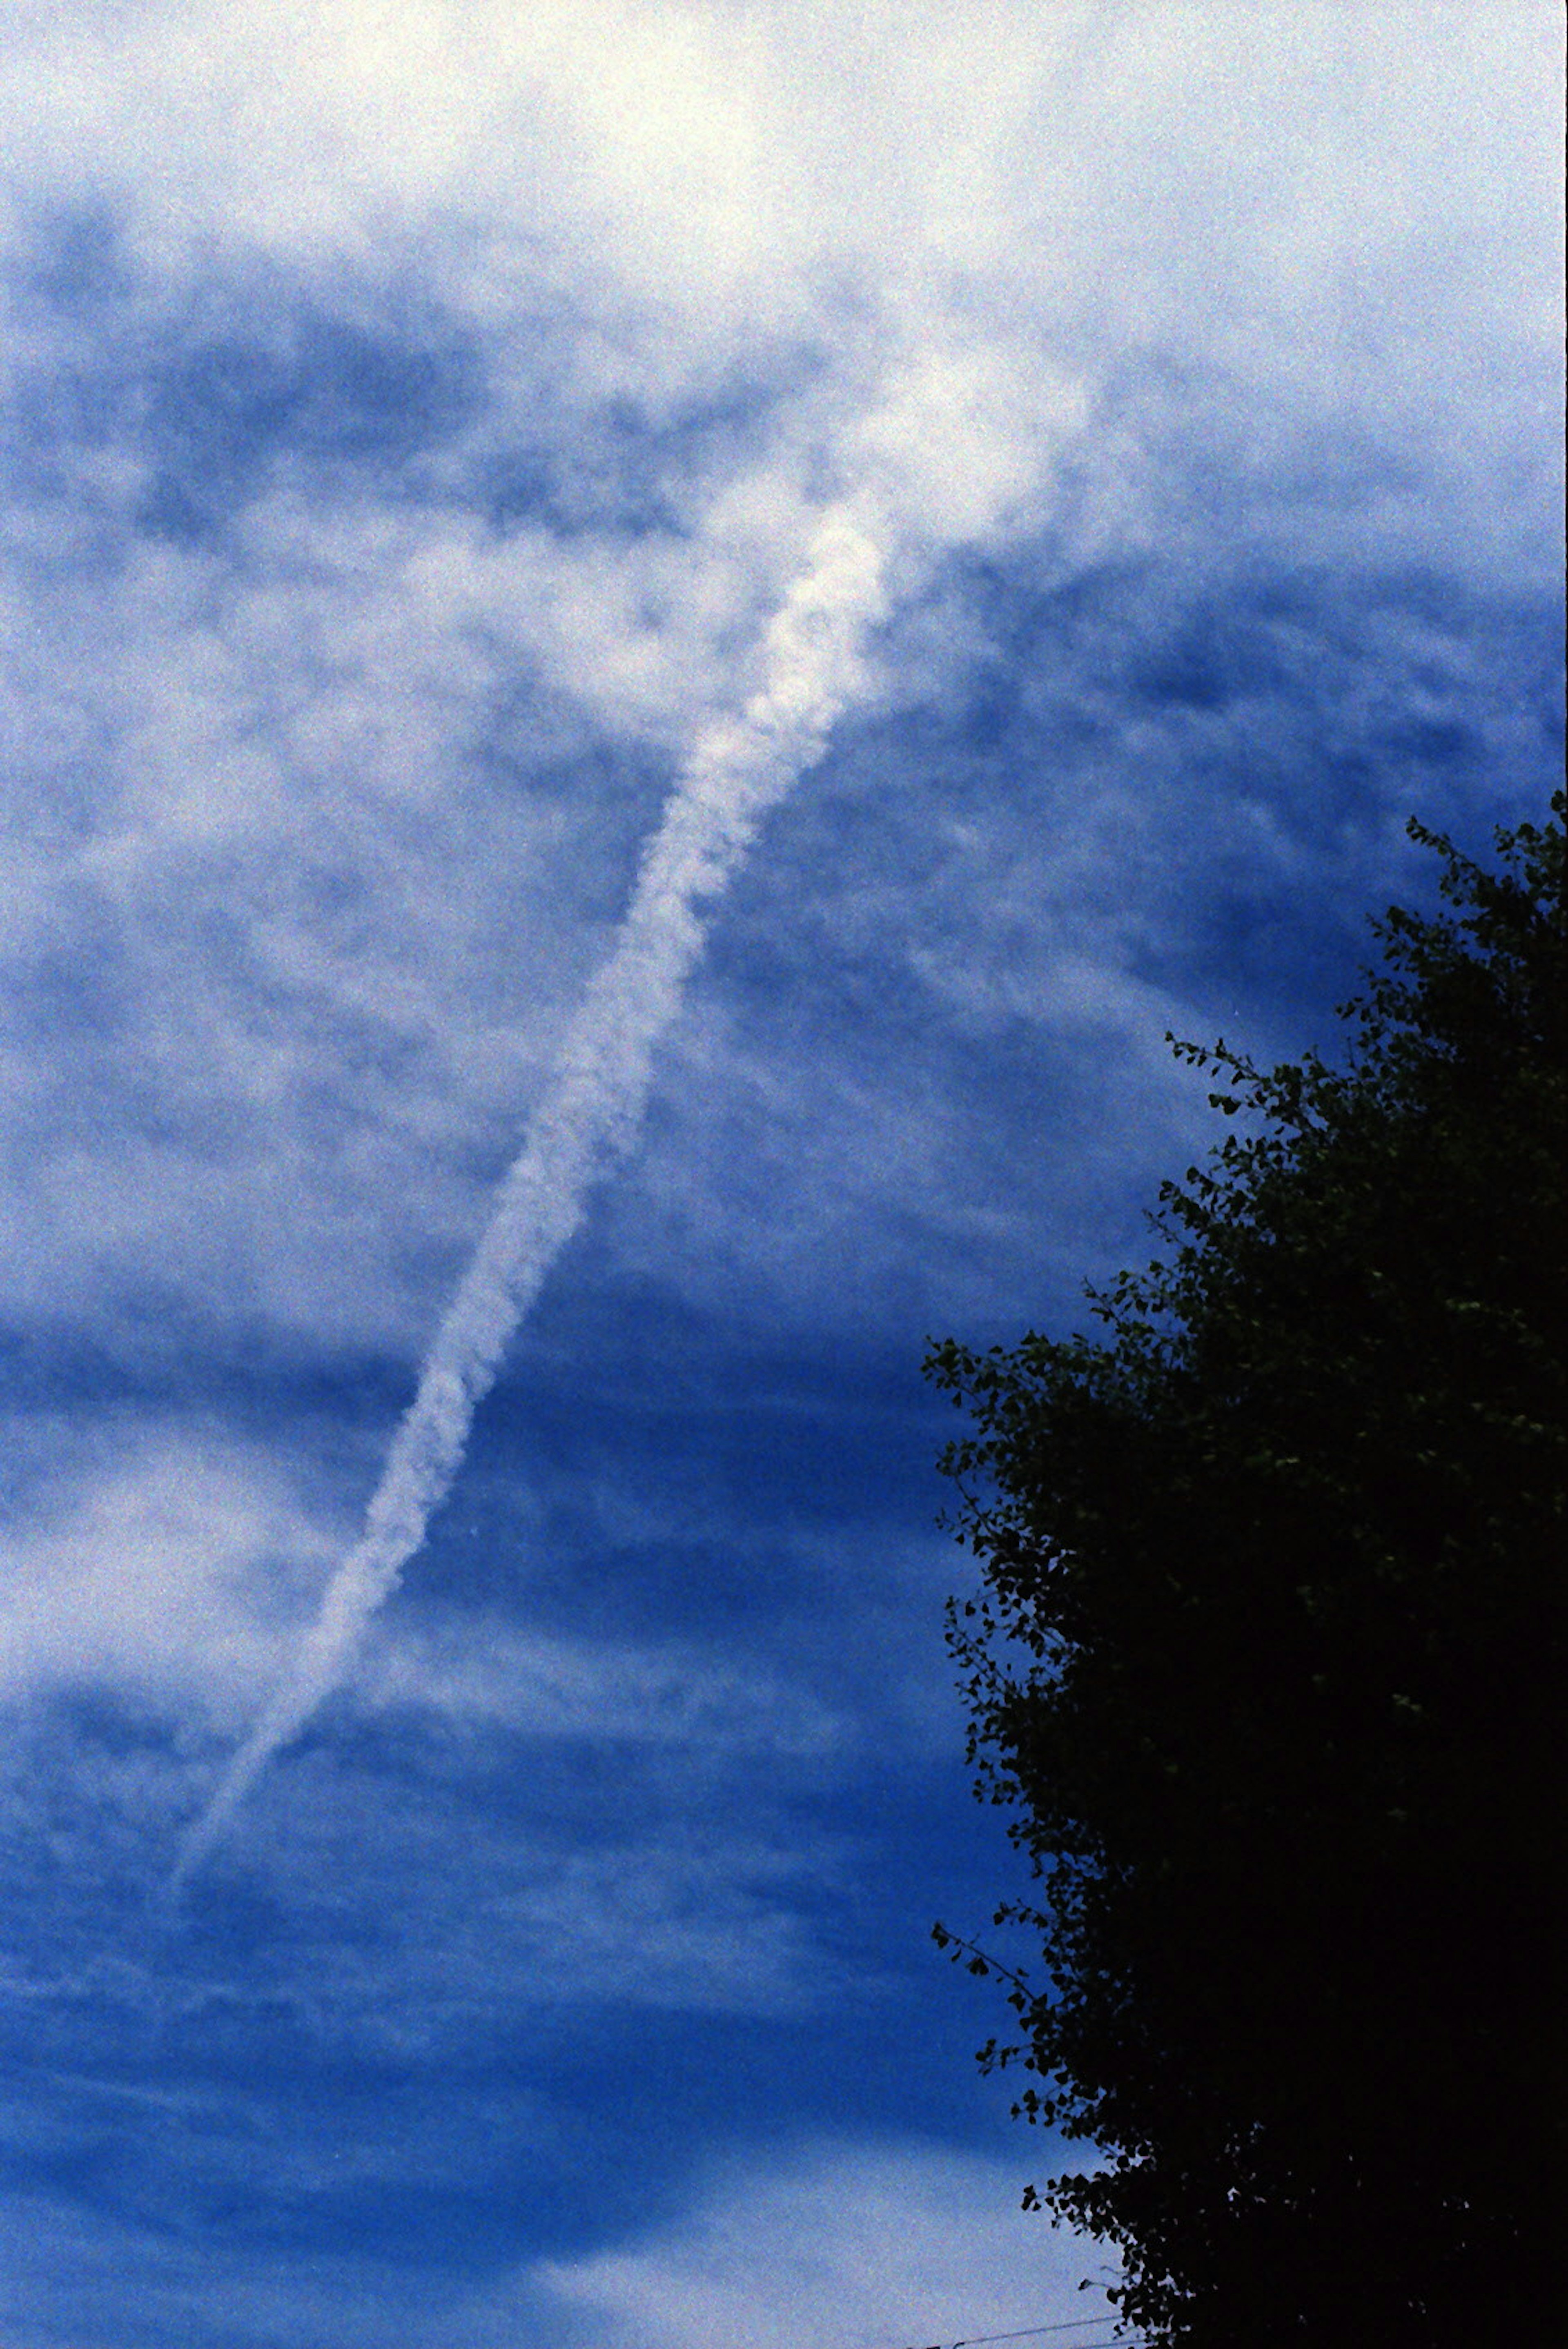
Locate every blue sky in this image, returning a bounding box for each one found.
[0,4,1561,2343]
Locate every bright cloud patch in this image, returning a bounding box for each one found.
[0,1427,339,1725]
[530,2140,1118,2349]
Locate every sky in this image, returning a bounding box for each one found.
[0,4,1561,2344]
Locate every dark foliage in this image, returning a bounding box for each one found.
[928,796,1566,2343]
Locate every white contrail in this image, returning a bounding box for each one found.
[171,499,889,1890]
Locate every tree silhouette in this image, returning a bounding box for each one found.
[929,796,1566,2342]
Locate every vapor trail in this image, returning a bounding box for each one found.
[171,501,889,1890]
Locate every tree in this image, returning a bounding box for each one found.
[927,797,1566,2343]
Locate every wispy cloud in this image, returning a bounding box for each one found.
[169,501,884,1875]
[0,1425,341,1727]
[528,2138,1118,2349]
[355,1616,842,1759]
[171,337,1076,1879]
[0,2138,1111,2349]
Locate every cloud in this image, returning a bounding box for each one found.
[0,0,1555,1380]
[354,1615,841,1759]
[526,2137,1119,2349]
[0,2142,1114,2349]
[0,1424,341,1729]
[0,1416,867,2049]
[168,313,1096,1879]
[163,501,885,1872]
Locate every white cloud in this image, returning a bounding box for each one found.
[0,1413,853,1747]
[524,2138,1118,2349]
[4,2,1555,489]
[227,1771,841,2026]
[0,1424,341,1727]
[0,0,1556,1871]
[0,1630,853,2041]
[0,2142,1116,2349]
[0,1407,847,1785]
[355,1616,841,1759]
[0,0,1554,1376]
